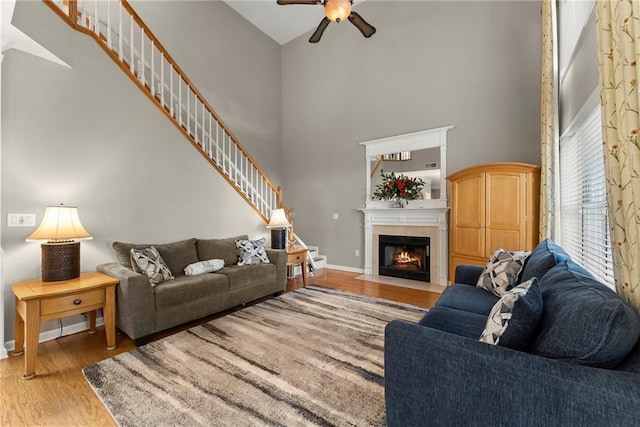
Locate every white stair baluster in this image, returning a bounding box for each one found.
[234,145,238,184]
[94,0,98,34]
[200,100,204,147]
[129,18,134,74]
[151,41,155,97]
[107,0,111,49]
[179,79,183,126]
[118,3,122,61]
[170,65,174,116]
[208,113,212,157]
[140,28,145,86]
[160,54,164,107]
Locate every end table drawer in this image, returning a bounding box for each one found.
[289,253,304,263]
[41,289,105,316]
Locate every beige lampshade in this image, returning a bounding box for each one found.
[266,208,291,229]
[325,0,351,22]
[26,205,92,242]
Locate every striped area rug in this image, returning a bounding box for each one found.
[83,286,426,426]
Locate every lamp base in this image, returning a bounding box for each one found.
[271,229,287,250]
[41,241,80,282]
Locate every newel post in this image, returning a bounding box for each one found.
[68,0,78,23]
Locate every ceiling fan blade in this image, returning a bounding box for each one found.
[309,17,331,43]
[277,0,322,5]
[348,11,376,38]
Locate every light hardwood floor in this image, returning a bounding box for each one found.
[0,269,440,426]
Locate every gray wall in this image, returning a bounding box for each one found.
[281,1,542,269]
[1,0,281,342]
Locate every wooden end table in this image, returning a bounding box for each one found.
[286,246,308,286]
[12,271,119,379]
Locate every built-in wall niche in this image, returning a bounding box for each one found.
[360,126,453,209]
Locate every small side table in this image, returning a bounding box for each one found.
[12,272,119,379]
[286,246,308,286]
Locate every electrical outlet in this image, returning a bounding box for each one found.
[355,250,360,257]
[7,213,36,227]
[333,213,339,220]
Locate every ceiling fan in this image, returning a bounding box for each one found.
[276,0,376,44]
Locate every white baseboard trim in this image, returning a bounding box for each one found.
[3,316,104,354]
[325,264,365,274]
[0,347,8,359]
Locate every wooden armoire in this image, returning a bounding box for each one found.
[447,162,541,282]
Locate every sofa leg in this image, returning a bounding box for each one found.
[274,291,284,297]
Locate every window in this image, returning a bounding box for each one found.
[559,92,615,289]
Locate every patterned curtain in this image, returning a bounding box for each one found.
[595,0,640,313]
[539,0,559,241]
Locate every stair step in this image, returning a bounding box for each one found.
[313,256,326,270]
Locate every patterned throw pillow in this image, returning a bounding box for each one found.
[184,259,225,276]
[479,278,543,350]
[477,249,530,297]
[130,246,174,285]
[236,238,270,266]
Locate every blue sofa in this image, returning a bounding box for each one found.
[385,239,640,426]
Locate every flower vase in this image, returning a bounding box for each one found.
[392,198,406,208]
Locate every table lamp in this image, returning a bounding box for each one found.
[26,204,92,282]
[266,208,290,249]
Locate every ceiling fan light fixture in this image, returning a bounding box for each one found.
[325,0,351,23]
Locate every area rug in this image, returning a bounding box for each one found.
[83,286,426,426]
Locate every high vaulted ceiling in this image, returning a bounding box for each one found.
[223,0,368,45]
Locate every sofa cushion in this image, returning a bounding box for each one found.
[519,238,571,284]
[531,260,640,368]
[154,273,229,311]
[477,249,530,297]
[184,259,224,276]
[130,246,174,285]
[436,284,499,317]
[154,239,199,276]
[418,306,488,340]
[217,263,277,291]
[113,238,199,276]
[196,235,248,266]
[236,238,270,266]
[617,340,640,373]
[479,278,543,350]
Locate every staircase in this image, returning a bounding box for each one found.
[44,0,320,268]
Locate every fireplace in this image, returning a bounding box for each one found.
[378,235,430,282]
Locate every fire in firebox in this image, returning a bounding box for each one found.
[393,250,423,270]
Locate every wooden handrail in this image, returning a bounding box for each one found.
[43,0,290,223]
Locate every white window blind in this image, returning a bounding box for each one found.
[559,98,615,289]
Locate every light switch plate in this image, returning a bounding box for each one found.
[7,213,36,227]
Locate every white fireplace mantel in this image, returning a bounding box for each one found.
[359,126,453,286]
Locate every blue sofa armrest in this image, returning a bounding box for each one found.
[454,264,484,285]
[384,320,640,427]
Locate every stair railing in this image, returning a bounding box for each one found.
[45,0,283,223]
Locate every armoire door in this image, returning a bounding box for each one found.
[485,171,526,254]
[451,172,486,259]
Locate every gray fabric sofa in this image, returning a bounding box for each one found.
[97,235,286,341]
[385,239,640,426]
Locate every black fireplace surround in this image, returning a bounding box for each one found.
[378,235,430,282]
